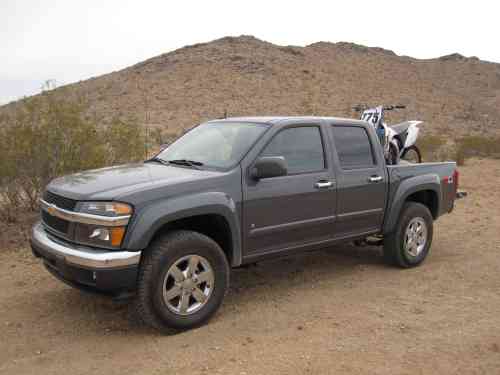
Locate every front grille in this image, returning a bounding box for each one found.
[43,190,77,211]
[42,210,69,234]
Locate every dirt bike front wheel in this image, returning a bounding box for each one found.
[402,145,422,163]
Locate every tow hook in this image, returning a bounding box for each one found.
[456,191,468,199]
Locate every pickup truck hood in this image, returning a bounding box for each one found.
[46,162,219,201]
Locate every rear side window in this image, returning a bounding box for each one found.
[331,126,375,169]
[261,126,325,174]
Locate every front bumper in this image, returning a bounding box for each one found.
[31,222,141,294]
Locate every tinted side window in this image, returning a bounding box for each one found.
[261,126,325,174]
[331,126,374,169]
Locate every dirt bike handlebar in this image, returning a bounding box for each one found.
[352,104,406,112]
[383,105,406,111]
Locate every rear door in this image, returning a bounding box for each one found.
[242,123,337,258]
[328,123,387,238]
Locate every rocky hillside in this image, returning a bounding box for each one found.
[4,36,500,136]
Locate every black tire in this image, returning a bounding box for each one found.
[388,142,400,165]
[135,230,230,332]
[402,145,422,163]
[383,202,433,268]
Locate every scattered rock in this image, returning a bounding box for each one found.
[411,307,425,315]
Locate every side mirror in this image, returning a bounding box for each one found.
[251,157,287,180]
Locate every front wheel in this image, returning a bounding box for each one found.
[383,202,433,268]
[402,145,422,163]
[135,230,230,331]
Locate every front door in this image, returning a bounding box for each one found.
[242,124,337,257]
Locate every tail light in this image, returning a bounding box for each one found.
[443,169,459,187]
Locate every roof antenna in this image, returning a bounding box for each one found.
[223,109,228,119]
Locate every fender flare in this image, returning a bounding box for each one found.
[123,192,242,266]
[383,174,441,234]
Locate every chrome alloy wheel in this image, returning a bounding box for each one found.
[404,217,428,257]
[162,255,215,316]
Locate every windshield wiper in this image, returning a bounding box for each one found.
[145,156,169,165]
[167,159,204,169]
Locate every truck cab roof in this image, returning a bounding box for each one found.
[208,116,368,127]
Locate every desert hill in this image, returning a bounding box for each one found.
[4,35,500,137]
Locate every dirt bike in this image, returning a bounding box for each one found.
[353,104,422,164]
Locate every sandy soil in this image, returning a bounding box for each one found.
[1,158,499,375]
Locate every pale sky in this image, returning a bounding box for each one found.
[1,0,499,104]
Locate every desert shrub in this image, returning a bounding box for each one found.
[417,134,500,165]
[450,135,500,166]
[151,127,164,146]
[0,89,146,221]
[456,135,500,158]
[149,127,179,146]
[104,117,146,164]
[454,145,466,166]
[418,135,445,155]
[417,135,446,162]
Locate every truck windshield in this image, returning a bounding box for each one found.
[156,122,269,169]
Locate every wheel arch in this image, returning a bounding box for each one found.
[383,174,441,234]
[123,192,242,266]
[149,214,235,265]
[405,190,439,219]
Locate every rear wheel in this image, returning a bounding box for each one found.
[387,142,400,165]
[135,230,229,331]
[383,202,433,268]
[402,145,422,163]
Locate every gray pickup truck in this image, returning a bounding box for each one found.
[31,116,460,331]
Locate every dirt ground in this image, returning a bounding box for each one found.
[1,158,499,375]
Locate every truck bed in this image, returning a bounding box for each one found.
[386,161,458,220]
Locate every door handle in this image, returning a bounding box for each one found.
[315,181,334,189]
[368,175,383,183]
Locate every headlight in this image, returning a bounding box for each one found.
[79,202,132,217]
[75,224,127,248]
[75,202,132,248]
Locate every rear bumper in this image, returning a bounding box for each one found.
[31,222,141,294]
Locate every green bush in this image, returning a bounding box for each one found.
[456,135,500,158]
[454,145,466,166]
[105,117,146,164]
[417,135,445,155]
[451,135,500,166]
[0,89,146,221]
[417,134,500,165]
[416,135,446,162]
